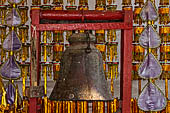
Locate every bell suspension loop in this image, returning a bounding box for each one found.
[85,31,92,53]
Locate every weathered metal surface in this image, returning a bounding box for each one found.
[50,33,112,100]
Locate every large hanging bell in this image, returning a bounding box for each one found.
[50,33,112,100]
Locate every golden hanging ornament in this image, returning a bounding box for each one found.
[0,0,6,5]
[53,44,64,62]
[165,77,168,98]
[42,31,47,62]
[134,0,144,5]
[150,0,155,4]
[21,0,27,5]
[32,0,41,5]
[134,6,143,25]
[18,6,29,25]
[19,25,29,43]
[134,26,144,43]
[122,5,132,11]
[96,0,106,6]
[159,0,169,5]
[41,5,52,10]
[132,63,140,80]
[159,26,170,42]
[107,0,115,5]
[0,77,7,110]
[53,63,60,80]
[53,0,63,5]
[47,45,53,60]
[161,63,170,79]
[107,30,117,42]
[122,0,131,5]
[133,44,145,62]
[20,65,29,97]
[41,31,48,113]
[53,30,64,43]
[95,2,105,10]
[158,6,169,25]
[0,25,6,45]
[67,0,76,6]
[43,0,48,4]
[106,4,116,11]
[107,62,118,96]
[79,0,88,6]
[0,6,7,24]
[47,64,52,79]
[151,48,158,58]
[160,44,170,61]
[0,49,6,63]
[20,45,29,62]
[107,44,118,62]
[96,30,105,43]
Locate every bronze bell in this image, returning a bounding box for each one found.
[50,33,112,100]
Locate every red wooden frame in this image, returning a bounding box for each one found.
[30,8,133,113]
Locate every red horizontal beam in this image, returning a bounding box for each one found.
[35,22,132,31]
[39,10,124,21]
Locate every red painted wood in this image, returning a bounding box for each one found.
[120,10,133,113]
[29,98,38,113]
[35,22,132,31]
[30,7,40,113]
[39,10,124,21]
[31,8,40,86]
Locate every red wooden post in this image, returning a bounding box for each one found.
[120,10,133,113]
[29,98,38,113]
[30,7,41,86]
[30,7,40,113]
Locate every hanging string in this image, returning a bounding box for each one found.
[31,25,37,39]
